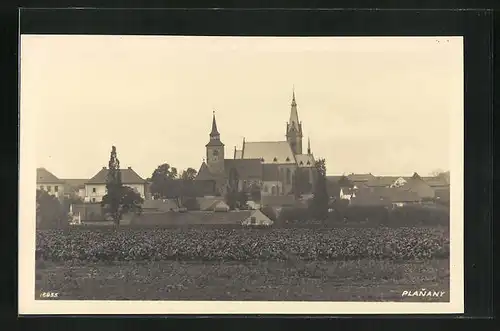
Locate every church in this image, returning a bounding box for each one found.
[194,90,316,198]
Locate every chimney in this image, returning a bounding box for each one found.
[128,166,132,169]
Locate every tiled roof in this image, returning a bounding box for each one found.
[63,179,87,190]
[196,197,225,211]
[195,162,218,181]
[347,173,375,182]
[401,178,435,199]
[262,164,280,181]
[295,154,315,167]
[224,159,262,180]
[352,187,421,205]
[37,168,64,184]
[242,141,296,164]
[422,176,449,187]
[365,176,400,187]
[86,167,146,184]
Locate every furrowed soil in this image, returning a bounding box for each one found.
[35,259,449,301]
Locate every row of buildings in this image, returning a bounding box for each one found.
[327,172,450,207]
[36,90,450,209]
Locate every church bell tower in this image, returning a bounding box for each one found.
[205,111,225,174]
[286,88,303,155]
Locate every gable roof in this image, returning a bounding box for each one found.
[195,162,218,181]
[365,176,400,187]
[63,179,87,190]
[295,154,315,167]
[242,141,296,164]
[347,173,375,182]
[86,167,146,184]
[224,159,262,180]
[36,168,64,184]
[196,197,225,211]
[242,210,273,226]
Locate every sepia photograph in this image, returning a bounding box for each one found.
[19,35,464,314]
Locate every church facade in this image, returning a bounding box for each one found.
[194,91,316,198]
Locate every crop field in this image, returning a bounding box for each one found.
[35,226,450,301]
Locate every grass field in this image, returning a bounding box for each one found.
[35,258,449,301]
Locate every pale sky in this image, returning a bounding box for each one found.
[21,35,462,179]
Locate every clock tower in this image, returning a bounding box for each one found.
[205,111,225,174]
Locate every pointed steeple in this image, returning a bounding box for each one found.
[206,110,224,147]
[210,110,219,136]
[289,88,299,129]
[307,137,311,155]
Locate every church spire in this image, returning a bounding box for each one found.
[210,110,219,136]
[286,87,303,155]
[307,137,311,155]
[288,88,300,130]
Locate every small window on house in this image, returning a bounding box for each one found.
[260,157,264,162]
[273,157,277,162]
[286,157,290,162]
[251,217,256,224]
[300,161,303,165]
[92,188,96,193]
[47,186,51,192]
[306,161,311,165]
[92,198,96,203]
[54,186,58,192]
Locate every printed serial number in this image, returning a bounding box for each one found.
[40,292,59,298]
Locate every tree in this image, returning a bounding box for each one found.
[36,189,66,228]
[149,163,178,199]
[248,182,262,202]
[309,158,329,221]
[291,168,312,198]
[180,167,197,181]
[101,146,143,226]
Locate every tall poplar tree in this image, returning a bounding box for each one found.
[101,146,144,226]
[310,158,329,221]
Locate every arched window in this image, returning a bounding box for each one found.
[271,186,277,195]
[286,168,291,185]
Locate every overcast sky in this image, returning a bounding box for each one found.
[21,35,462,179]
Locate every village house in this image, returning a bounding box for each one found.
[84,166,148,203]
[36,168,65,198]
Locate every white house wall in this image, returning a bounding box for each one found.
[84,183,145,203]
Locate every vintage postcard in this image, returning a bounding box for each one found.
[19,35,464,314]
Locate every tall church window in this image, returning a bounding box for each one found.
[271,186,277,195]
[286,169,291,185]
